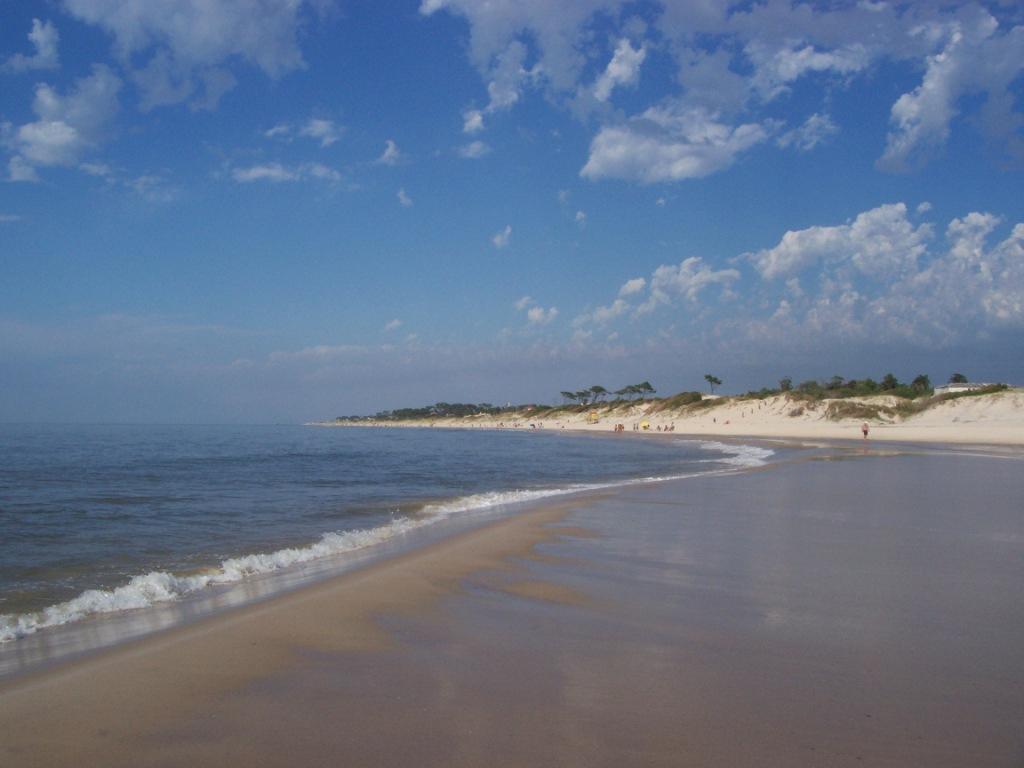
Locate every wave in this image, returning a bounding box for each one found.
[693,440,775,467]
[0,442,773,644]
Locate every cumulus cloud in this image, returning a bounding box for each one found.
[574,298,630,327]
[426,1,1023,179]
[526,305,558,325]
[513,295,558,325]
[746,41,869,102]
[575,210,586,226]
[581,104,768,183]
[300,118,342,147]
[2,64,121,177]
[7,156,39,182]
[383,318,403,332]
[593,38,646,102]
[2,19,60,73]
[231,161,340,183]
[637,257,740,314]
[458,140,490,159]
[397,187,413,207]
[751,203,932,280]
[777,113,839,151]
[64,0,323,109]
[619,277,646,296]
[492,224,512,249]
[377,139,401,165]
[462,108,484,133]
[879,8,1024,171]
[266,118,343,147]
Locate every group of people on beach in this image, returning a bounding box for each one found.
[612,423,677,433]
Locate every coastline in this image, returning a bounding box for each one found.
[315,389,1024,447]
[3,446,1023,766]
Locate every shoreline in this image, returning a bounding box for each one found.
[0,433,781,676]
[314,389,1024,447]
[2,447,1022,766]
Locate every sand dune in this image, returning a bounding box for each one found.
[335,390,1024,446]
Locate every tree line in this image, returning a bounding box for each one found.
[559,382,656,405]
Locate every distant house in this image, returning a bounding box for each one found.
[933,382,995,395]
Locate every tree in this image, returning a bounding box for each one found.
[636,381,656,399]
[560,391,577,404]
[704,374,722,394]
[911,374,931,392]
[949,372,968,383]
[779,376,792,392]
[574,390,592,406]
[881,373,899,390]
[589,385,608,403]
[828,375,845,390]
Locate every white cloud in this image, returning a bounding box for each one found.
[485,39,531,112]
[383,318,403,332]
[425,1,1024,180]
[232,163,297,183]
[462,108,484,133]
[397,187,413,207]
[777,113,839,151]
[231,161,340,184]
[64,0,322,109]
[577,298,630,326]
[300,118,342,147]
[581,104,768,183]
[492,224,512,249]
[637,257,740,314]
[593,38,646,102]
[746,41,869,102]
[514,295,533,311]
[526,305,558,325]
[879,8,1024,171]
[7,156,39,182]
[2,64,121,176]
[917,201,933,214]
[263,118,343,147]
[303,162,341,182]
[2,19,60,73]
[458,140,490,159]
[619,277,646,296]
[751,203,932,280]
[575,210,586,226]
[0,213,22,223]
[377,139,401,165]
[79,161,113,177]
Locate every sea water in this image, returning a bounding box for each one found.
[0,424,773,646]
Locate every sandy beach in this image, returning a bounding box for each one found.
[2,442,1023,767]
[329,389,1024,446]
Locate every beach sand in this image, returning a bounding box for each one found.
[2,447,1023,766]
[339,389,1024,446]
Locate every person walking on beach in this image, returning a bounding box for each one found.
[861,422,870,439]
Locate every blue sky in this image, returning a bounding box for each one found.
[2,0,1023,422]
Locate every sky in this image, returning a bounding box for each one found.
[1,0,1023,423]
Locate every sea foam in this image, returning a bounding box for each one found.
[0,442,773,643]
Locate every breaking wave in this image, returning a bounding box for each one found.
[0,442,772,643]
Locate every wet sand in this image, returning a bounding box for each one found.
[2,449,1023,767]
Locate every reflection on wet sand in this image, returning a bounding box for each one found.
[2,450,1023,767]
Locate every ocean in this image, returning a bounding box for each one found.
[0,424,773,648]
